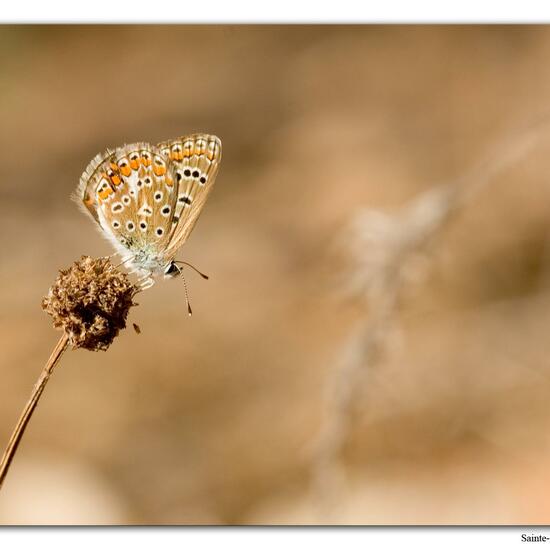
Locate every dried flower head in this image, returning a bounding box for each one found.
[42,256,139,351]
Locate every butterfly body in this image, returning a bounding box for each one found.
[75,134,221,280]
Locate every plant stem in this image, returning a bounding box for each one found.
[0,332,69,490]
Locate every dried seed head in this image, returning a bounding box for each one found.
[42,256,139,351]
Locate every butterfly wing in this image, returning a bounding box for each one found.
[75,148,115,224]
[76,143,178,270]
[157,134,222,259]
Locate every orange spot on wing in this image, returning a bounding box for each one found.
[119,163,131,177]
[171,145,183,161]
[183,141,193,157]
[98,187,113,201]
[106,168,122,186]
[153,165,167,176]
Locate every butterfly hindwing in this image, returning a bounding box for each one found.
[75,148,115,224]
[76,143,178,265]
[121,144,178,252]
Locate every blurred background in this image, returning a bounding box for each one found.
[1,25,550,524]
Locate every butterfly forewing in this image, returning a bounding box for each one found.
[157,134,222,259]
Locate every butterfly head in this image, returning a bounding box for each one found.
[163,261,181,279]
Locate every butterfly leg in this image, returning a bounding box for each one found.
[137,272,156,291]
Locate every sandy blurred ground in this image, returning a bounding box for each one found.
[1,25,550,524]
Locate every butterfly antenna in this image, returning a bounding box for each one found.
[175,261,209,280]
[179,271,193,316]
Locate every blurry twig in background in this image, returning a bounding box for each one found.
[310,119,549,520]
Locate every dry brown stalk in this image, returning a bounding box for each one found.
[0,256,139,492]
[0,333,69,490]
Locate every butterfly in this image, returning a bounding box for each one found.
[75,134,222,290]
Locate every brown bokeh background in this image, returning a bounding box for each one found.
[1,25,550,524]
